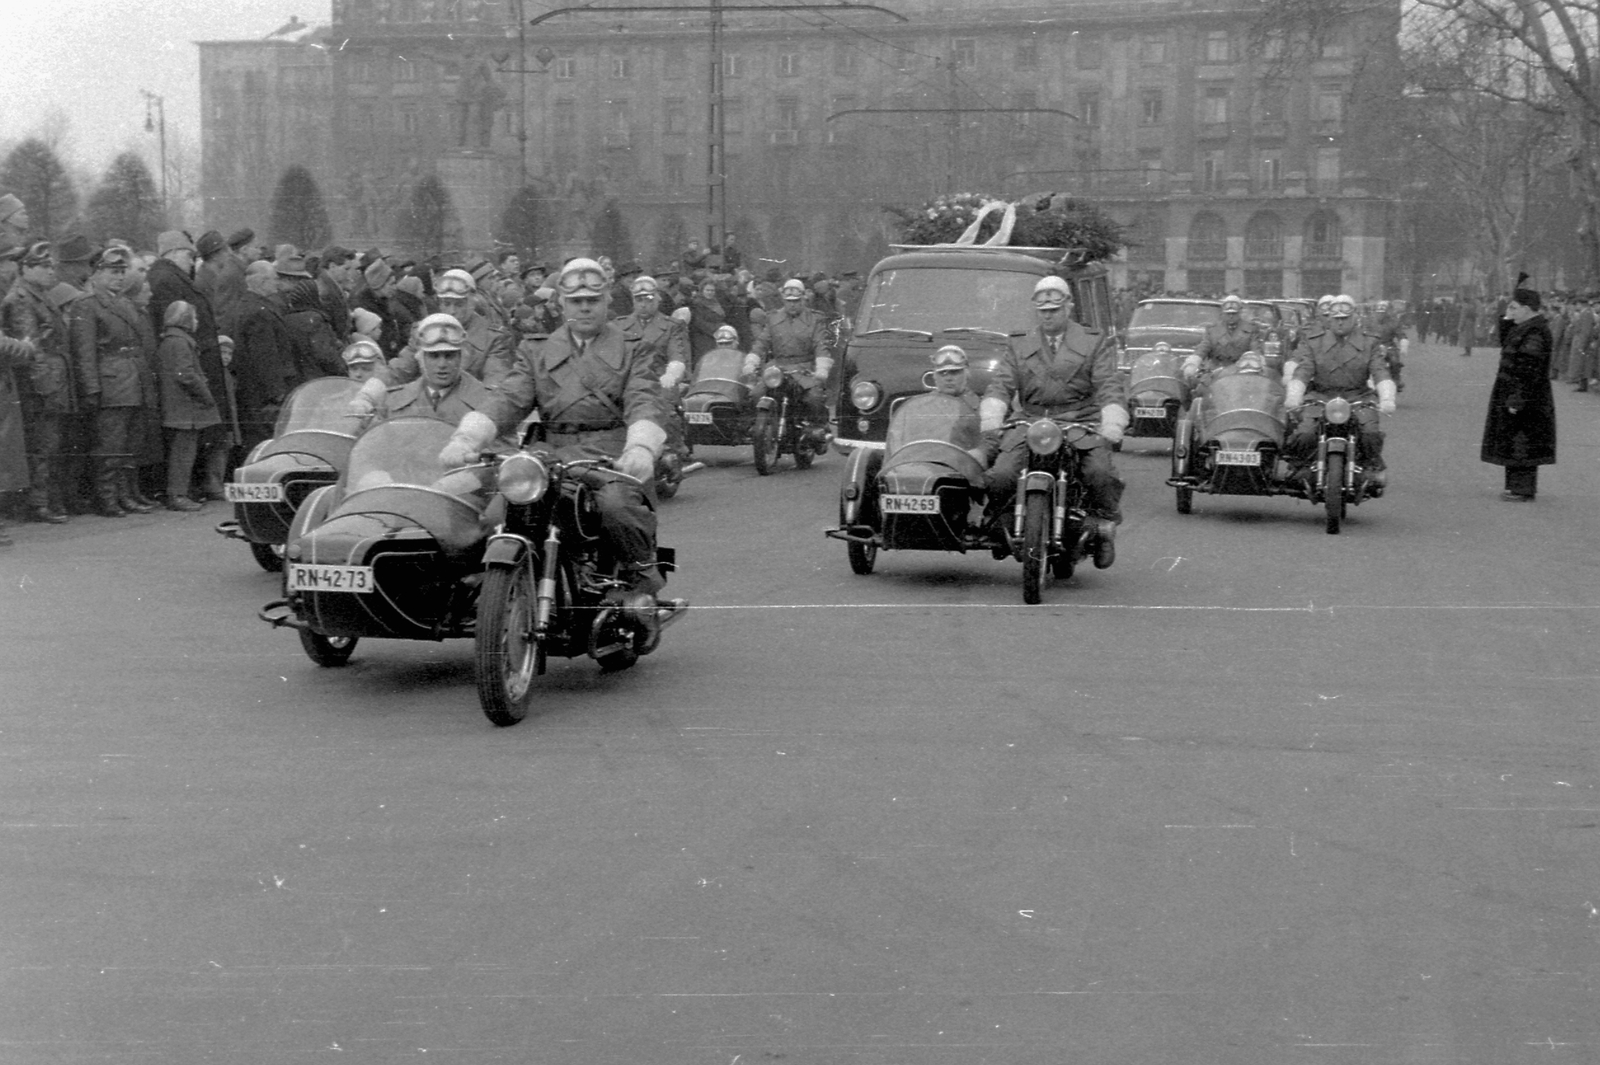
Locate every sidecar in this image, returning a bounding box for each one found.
[216,378,363,572]
[259,417,497,666]
[680,348,756,449]
[825,390,988,574]
[1123,342,1189,447]
[1168,358,1290,513]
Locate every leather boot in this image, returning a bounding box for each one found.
[117,463,156,513]
[1093,519,1117,570]
[92,457,126,517]
[127,466,162,509]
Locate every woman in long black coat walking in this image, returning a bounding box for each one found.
[1481,287,1555,500]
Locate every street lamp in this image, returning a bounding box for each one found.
[140,89,168,209]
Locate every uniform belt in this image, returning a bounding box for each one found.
[1024,406,1092,420]
[542,421,624,434]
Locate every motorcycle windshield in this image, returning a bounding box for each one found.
[342,417,490,508]
[1129,348,1179,380]
[273,377,364,438]
[1207,367,1282,410]
[694,348,746,384]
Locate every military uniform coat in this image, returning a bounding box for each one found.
[984,320,1124,421]
[1193,319,1264,371]
[383,371,495,426]
[1481,313,1555,467]
[1291,329,1391,399]
[0,335,30,490]
[479,321,661,460]
[751,306,827,368]
[616,310,690,375]
[71,290,155,408]
[2,278,76,415]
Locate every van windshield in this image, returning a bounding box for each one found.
[858,267,1039,336]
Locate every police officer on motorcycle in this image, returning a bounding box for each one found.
[1284,293,1396,489]
[439,258,668,630]
[1184,294,1262,380]
[980,276,1127,567]
[746,277,832,448]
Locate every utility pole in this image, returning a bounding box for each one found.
[140,89,168,209]
[528,4,906,258]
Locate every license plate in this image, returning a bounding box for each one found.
[1133,406,1167,419]
[685,411,714,425]
[226,482,283,503]
[287,564,374,593]
[881,494,940,514]
[1216,449,1261,466]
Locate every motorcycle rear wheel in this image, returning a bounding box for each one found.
[847,539,877,575]
[1175,485,1193,514]
[300,630,357,667]
[1021,492,1050,605]
[250,540,284,572]
[1324,453,1346,535]
[752,411,777,475]
[476,564,540,727]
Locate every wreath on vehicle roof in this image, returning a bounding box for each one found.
[883,192,1126,262]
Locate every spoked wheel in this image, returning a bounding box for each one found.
[250,540,284,572]
[1020,492,1050,605]
[751,411,777,475]
[1323,453,1346,535]
[847,539,877,575]
[299,630,357,667]
[476,563,540,727]
[1175,485,1193,514]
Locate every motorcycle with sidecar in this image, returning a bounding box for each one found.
[751,363,830,475]
[258,416,687,725]
[1121,341,1190,450]
[216,377,362,572]
[679,347,757,455]
[1167,356,1382,534]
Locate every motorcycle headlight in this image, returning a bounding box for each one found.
[762,364,785,389]
[1026,418,1063,455]
[850,379,881,412]
[497,452,548,504]
[1325,397,1352,425]
[1153,342,1171,356]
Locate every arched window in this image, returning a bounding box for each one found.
[1304,211,1342,260]
[1187,212,1226,261]
[1244,211,1283,261]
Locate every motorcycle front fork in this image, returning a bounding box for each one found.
[1010,473,1070,553]
[534,525,562,637]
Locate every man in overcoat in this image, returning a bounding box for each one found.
[1285,294,1395,486]
[1481,286,1555,500]
[746,277,832,445]
[1,241,77,522]
[1186,294,1263,378]
[70,246,157,515]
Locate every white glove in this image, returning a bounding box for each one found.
[1376,378,1397,415]
[671,306,692,324]
[813,355,834,381]
[1398,338,1409,356]
[345,393,376,418]
[1285,379,1307,409]
[1098,404,1129,445]
[616,445,655,481]
[742,352,761,376]
[965,446,991,467]
[659,360,686,391]
[439,410,497,468]
[979,396,1009,433]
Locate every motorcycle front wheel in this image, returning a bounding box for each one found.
[250,540,284,572]
[847,539,876,575]
[476,563,540,727]
[751,410,777,475]
[1020,492,1050,605]
[300,630,357,667]
[1323,453,1346,535]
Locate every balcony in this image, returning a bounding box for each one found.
[1196,121,1232,141]
[1188,240,1227,262]
[1252,120,1287,140]
[1244,239,1284,261]
[769,129,800,146]
[1303,241,1342,261]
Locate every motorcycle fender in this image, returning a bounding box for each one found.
[483,532,535,569]
[839,446,878,525]
[1021,470,1056,496]
[756,395,779,412]
[1322,437,1350,456]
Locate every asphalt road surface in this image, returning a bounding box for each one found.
[3,341,1598,1064]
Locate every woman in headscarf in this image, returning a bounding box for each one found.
[155,301,221,511]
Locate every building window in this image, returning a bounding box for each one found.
[952,38,976,67]
[1078,90,1101,128]
[1017,40,1039,70]
[394,58,417,81]
[723,52,744,78]
[1012,88,1038,128]
[1140,151,1163,187]
[1188,212,1227,261]
[1245,212,1283,260]
[833,45,857,77]
[612,56,633,79]
[605,101,630,146]
[1257,85,1287,123]
[1306,212,1342,258]
[554,56,577,79]
[1203,30,1231,63]
[398,106,420,135]
[1140,89,1165,125]
[1315,85,1344,122]
[724,97,744,135]
[1318,33,1347,59]
[1200,150,1225,192]
[664,153,686,189]
[354,103,377,137]
[553,99,576,136]
[1200,87,1228,124]
[1259,154,1281,190]
[828,94,857,142]
[664,97,687,135]
[1077,33,1101,69]
[778,52,801,77]
[664,46,688,79]
[1140,35,1168,63]
[1260,31,1286,59]
[776,96,800,130]
[1314,147,1341,192]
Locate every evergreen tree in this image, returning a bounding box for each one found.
[85,152,166,250]
[495,184,552,261]
[402,175,452,259]
[1,137,78,240]
[268,165,333,250]
[588,199,633,264]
